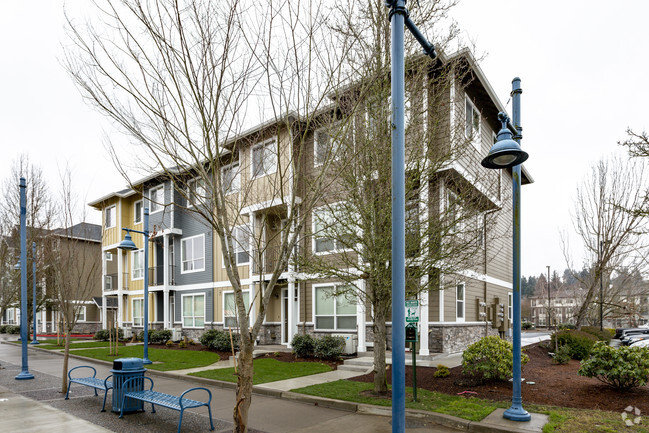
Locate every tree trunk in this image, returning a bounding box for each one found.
[233,343,254,433]
[373,310,388,395]
[61,330,71,394]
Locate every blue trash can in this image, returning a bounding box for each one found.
[111,357,147,413]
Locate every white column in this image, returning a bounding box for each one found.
[356,279,367,352]
[117,249,124,327]
[439,287,444,322]
[286,205,296,347]
[163,234,170,329]
[419,277,429,356]
[102,250,107,328]
[249,212,256,327]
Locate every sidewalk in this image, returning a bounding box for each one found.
[0,334,550,433]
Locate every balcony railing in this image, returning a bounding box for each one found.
[148,265,177,286]
[253,246,290,275]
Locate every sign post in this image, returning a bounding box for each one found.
[405,300,419,401]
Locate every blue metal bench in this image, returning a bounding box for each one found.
[119,376,214,433]
[65,366,113,412]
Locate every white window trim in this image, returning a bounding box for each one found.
[464,96,481,151]
[105,252,113,261]
[180,234,206,274]
[134,200,143,224]
[75,306,87,322]
[312,282,357,331]
[221,161,241,195]
[187,177,206,207]
[132,249,144,281]
[132,298,144,327]
[105,205,116,229]
[251,138,278,179]
[223,290,250,329]
[311,203,353,256]
[508,292,513,324]
[222,226,250,267]
[149,185,165,214]
[314,124,342,167]
[181,293,206,328]
[456,282,465,323]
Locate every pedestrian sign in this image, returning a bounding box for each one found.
[405,300,419,323]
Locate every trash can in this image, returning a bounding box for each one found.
[111,357,146,413]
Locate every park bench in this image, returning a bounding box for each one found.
[119,376,214,433]
[64,365,113,412]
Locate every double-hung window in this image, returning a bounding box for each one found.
[188,178,206,206]
[134,200,143,224]
[224,291,249,328]
[132,249,144,280]
[252,139,277,178]
[508,292,513,323]
[222,162,240,194]
[181,235,205,273]
[313,206,352,253]
[105,206,116,229]
[149,185,164,213]
[132,298,144,326]
[464,96,481,150]
[456,283,465,321]
[314,285,357,330]
[314,126,342,166]
[182,293,205,327]
[75,306,86,322]
[232,226,250,265]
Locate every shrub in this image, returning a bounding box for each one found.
[93,329,124,341]
[150,330,172,344]
[0,325,8,333]
[521,321,535,330]
[552,344,571,365]
[579,341,649,389]
[200,329,239,352]
[199,329,220,346]
[188,339,196,345]
[314,335,345,360]
[462,336,529,383]
[580,326,612,343]
[558,323,577,331]
[165,340,174,347]
[550,330,597,360]
[434,364,450,378]
[178,340,187,348]
[6,325,20,335]
[291,334,316,358]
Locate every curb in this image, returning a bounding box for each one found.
[7,342,533,433]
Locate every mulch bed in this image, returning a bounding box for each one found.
[350,342,649,413]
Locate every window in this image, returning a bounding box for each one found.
[314,285,357,330]
[232,226,250,265]
[222,162,240,194]
[182,293,205,327]
[75,306,86,322]
[456,283,465,321]
[105,252,113,261]
[224,291,249,328]
[132,249,144,280]
[313,206,352,254]
[314,126,342,166]
[132,298,144,326]
[149,185,164,213]
[508,292,513,323]
[252,140,277,178]
[134,200,143,224]
[105,205,116,229]
[187,178,206,206]
[464,96,481,150]
[181,235,205,273]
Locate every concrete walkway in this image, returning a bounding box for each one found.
[0,333,550,433]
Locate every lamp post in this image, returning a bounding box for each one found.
[117,207,152,365]
[599,238,605,331]
[481,78,530,422]
[31,242,39,345]
[16,178,34,380]
[385,1,436,431]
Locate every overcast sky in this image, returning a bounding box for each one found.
[1,0,647,278]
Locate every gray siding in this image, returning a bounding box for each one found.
[174,206,213,285]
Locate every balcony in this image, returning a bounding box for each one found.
[148,265,177,287]
[253,245,290,275]
[104,273,130,291]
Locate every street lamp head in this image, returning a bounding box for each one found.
[13,262,20,271]
[481,112,529,170]
[117,230,138,251]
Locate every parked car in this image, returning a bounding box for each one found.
[616,328,649,340]
[622,334,649,346]
[629,339,649,348]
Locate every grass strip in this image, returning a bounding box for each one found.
[70,346,220,371]
[190,358,332,384]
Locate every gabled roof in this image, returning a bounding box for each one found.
[52,222,102,243]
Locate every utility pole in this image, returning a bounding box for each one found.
[546,266,551,330]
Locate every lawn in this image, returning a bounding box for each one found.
[190,358,332,385]
[70,346,220,371]
[292,380,649,433]
[34,341,120,350]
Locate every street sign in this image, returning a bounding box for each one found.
[405,299,419,323]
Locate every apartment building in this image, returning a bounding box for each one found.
[89,49,532,354]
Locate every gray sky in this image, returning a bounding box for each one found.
[1,0,647,278]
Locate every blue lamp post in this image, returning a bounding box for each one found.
[117,207,152,365]
[481,78,530,422]
[31,242,39,345]
[16,178,34,380]
[385,1,436,431]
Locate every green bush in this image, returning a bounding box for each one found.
[552,344,571,365]
[550,330,597,360]
[199,329,220,346]
[521,321,535,330]
[165,340,174,347]
[314,335,345,360]
[0,325,8,333]
[461,336,529,383]
[580,326,612,342]
[579,341,649,389]
[434,364,450,378]
[199,329,239,352]
[5,325,20,335]
[150,330,172,344]
[291,334,316,358]
[93,329,124,341]
[558,323,577,330]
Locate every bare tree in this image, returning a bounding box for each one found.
[563,155,649,327]
[50,169,102,394]
[64,1,353,431]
